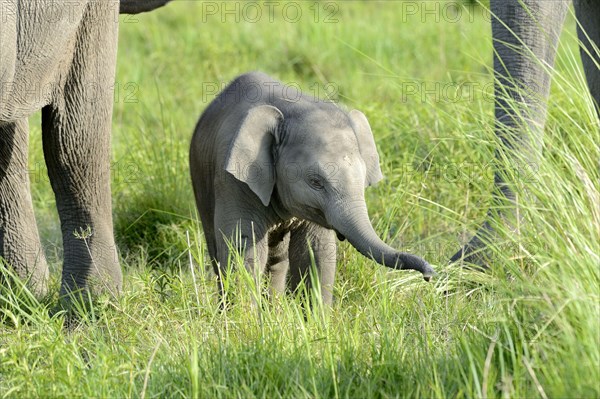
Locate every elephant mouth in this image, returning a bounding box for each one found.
[298,206,345,241]
[302,206,327,224]
[335,231,346,241]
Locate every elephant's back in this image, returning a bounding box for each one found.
[190,91,242,224]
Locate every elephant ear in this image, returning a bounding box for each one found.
[349,109,384,187]
[224,105,284,206]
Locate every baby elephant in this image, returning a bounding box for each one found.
[190,71,434,305]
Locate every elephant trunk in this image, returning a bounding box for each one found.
[120,0,172,14]
[329,200,435,280]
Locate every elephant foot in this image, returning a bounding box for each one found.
[59,261,122,301]
[449,220,500,269]
[450,207,523,269]
[58,224,123,300]
[0,206,50,300]
[449,237,489,269]
[0,119,50,299]
[0,250,50,299]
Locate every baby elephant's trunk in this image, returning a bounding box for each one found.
[329,201,435,280]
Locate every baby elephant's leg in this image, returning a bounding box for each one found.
[288,222,337,305]
[266,229,290,295]
[214,207,269,301]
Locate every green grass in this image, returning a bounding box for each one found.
[2,1,599,397]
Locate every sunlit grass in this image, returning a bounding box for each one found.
[1,1,598,398]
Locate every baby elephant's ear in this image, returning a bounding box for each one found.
[349,110,384,187]
[224,105,284,206]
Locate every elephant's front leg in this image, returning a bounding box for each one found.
[451,0,570,264]
[214,207,270,302]
[41,3,122,298]
[288,222,336,306]
[42,97,122,298]
[0,119,49,296]
[266,228,290,296]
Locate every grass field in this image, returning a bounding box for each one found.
[1,1,599,397]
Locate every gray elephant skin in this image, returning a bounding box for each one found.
[0,0,171,299]
[190,72,435,305]
[452,0,599,263]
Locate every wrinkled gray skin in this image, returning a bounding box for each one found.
[0,0,171,298]
[190,72,435,305]
[451,0,599,263]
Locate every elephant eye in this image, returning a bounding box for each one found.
[308,175,325,190]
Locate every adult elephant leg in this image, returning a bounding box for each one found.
[42,3,122,298]
[574,0,600,114]
[451,0,570,264]
[288,222,336,306]
[0,119,49,296]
